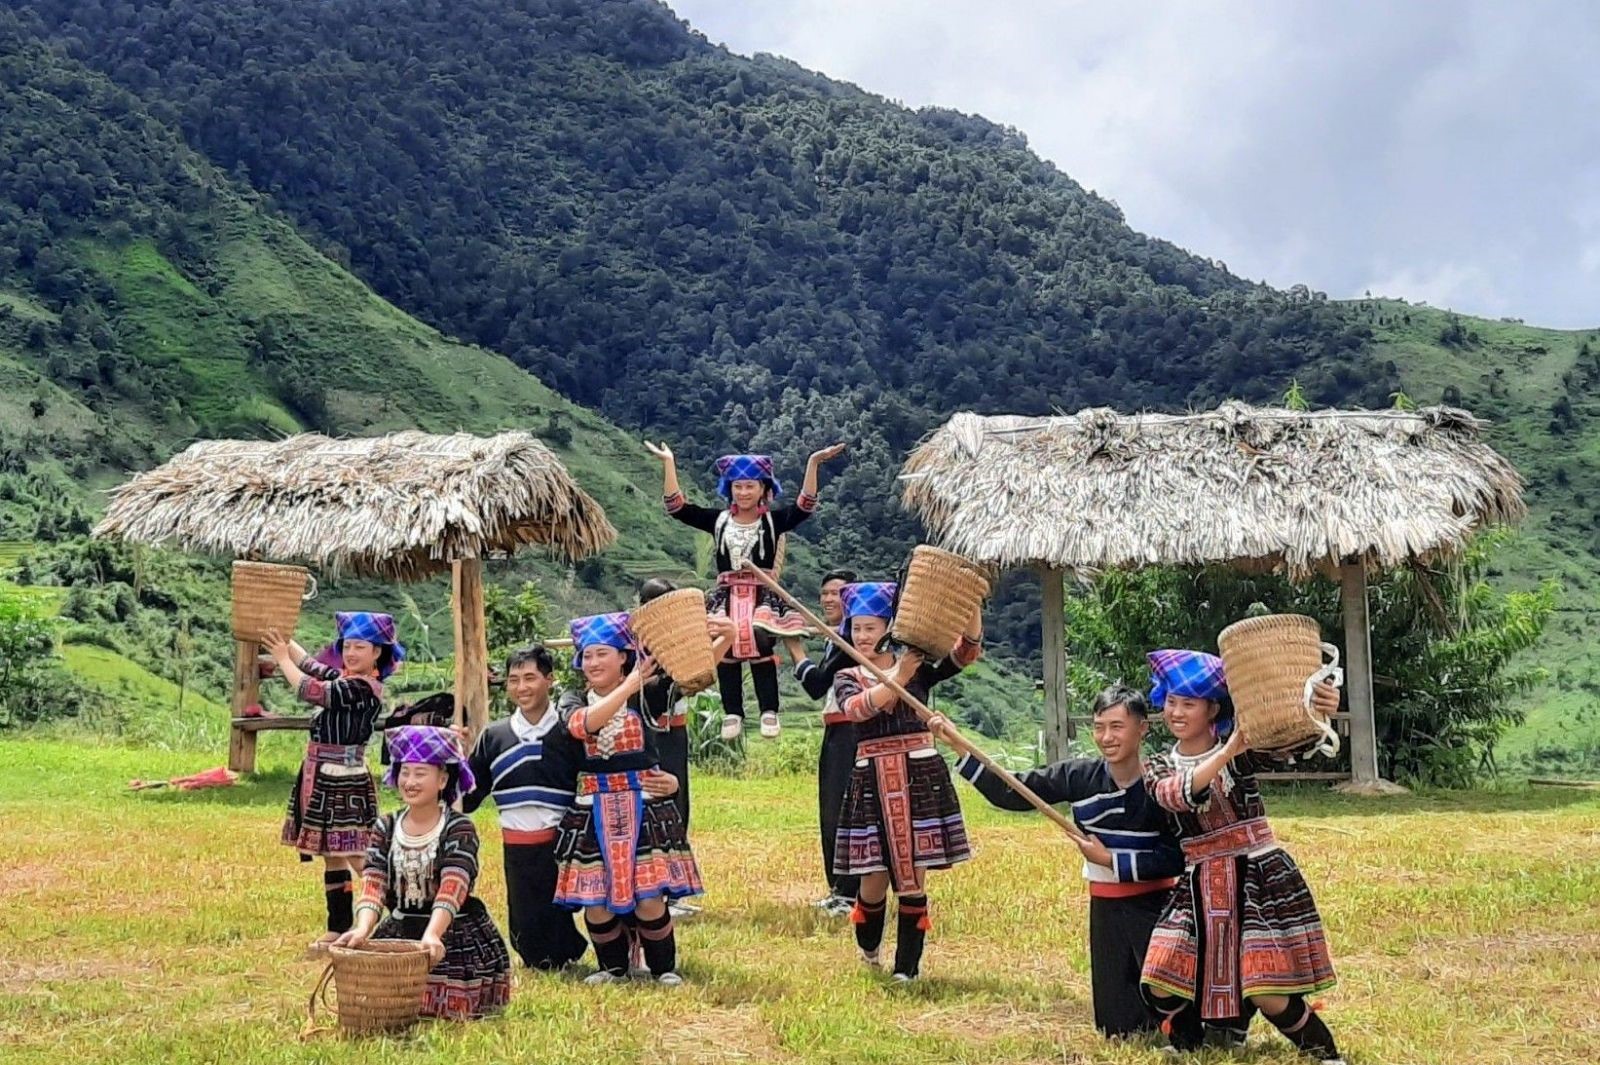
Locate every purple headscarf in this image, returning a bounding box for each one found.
[384,725,475,802]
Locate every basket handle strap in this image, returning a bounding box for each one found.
[1297,642,1344,759]
[300,961,336,1040]
[303,574,319,602]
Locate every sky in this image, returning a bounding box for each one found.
[669,1,1600,329]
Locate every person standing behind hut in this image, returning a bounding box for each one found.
[553,613,702,985]
[1140,650,1345,1064]
[646,440,846,741]
[831,582,982,982]
[461,644,589,971]
[782,567,861,915]
[932,685,1183,1038]
[336,726,513,1020]
[265,611,403,953]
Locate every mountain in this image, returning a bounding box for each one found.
[10,0,1397,658]
[0,22,729,648]
[1370,300,1600,774]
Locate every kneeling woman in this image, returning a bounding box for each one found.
[831,582,982,981]
[553,612,703,984]
[1140,650,1345,1063]
[336,725,512,1021]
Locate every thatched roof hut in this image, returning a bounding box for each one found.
[95,430,616,768]
[900,403,1526,793]
[95,430,616,580]
[900,403,1524,578]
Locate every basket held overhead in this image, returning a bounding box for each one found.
[891,546,991,658]
[631,588,717,695]
[232,561,317,643]
[1218,613,1342,756]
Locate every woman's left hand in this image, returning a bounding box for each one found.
[642,769,679,798]
[633,654,659,685]
[808,442,847,465]
[262,629,292,663]
[1310,681,1341,718]
[420,932,445,967]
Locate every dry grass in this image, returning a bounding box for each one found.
[901,404,1525,576]
[1,737,1596,1064]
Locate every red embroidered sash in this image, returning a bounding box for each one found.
[1182,818,1277,1018]
[580,771,645,913]
[856,734,934,889]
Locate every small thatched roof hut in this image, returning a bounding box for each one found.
[95,430,616,769]
[95,430,616,580]
[900,403,1525,791]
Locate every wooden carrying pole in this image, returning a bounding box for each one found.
[741,562,1089,843]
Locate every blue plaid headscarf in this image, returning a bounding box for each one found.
[838,581,897,638]
[570,612,635,658]
[1148,649,1231,732]
[313,611,406,679]
[384,725,475,802]
[714,454,783,501]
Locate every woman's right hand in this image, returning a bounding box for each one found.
[644,440,674,464]
[333,927,369,950]
[262,629,292,663]
[632,654,658,685]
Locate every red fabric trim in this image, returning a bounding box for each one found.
[857,734,934,758]
[796,490,818,513]
[1181,819,1276,863]
[1089,878,1178,899]
[663,491,686,514]
[503,827,557,846]
[872,750,919,891]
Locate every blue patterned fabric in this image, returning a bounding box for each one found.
[1147,649,1228,708]
[838,581,897,637]
[313,610,406,678]
[384,725,476,801]
[570,612,635,656]
[714,454,783,500]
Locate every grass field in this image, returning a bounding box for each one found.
[1,738,1596,1064]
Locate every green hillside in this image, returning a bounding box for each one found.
[1366,299,1600,774]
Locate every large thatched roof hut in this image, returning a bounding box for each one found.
[95,430,615,770]
[900,403,1525,790]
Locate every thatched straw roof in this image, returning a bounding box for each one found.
[95,431,616,580]
[900,403,1524,578]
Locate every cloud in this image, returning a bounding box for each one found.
[671,0,1600,328]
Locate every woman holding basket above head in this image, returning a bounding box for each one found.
[264,611,403,954]
[646,439,846,741]
[1140,649,1347,1064]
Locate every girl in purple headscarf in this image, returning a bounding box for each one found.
[264,611,404,953]
[646,439,846,741]
[336,725,512,1020]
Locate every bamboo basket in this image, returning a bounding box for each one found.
[891,546,990,657]
[309,940,432,1036]
[231,561,316,643]
[631,588,717,695]
[1218,613,1339,753]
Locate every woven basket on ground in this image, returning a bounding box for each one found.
[1218,613,1336,752]
[891,545,990,657]
[231,560,315,643]
[308,940,432,1037]
[631,587,717,695]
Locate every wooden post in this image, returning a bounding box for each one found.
[228,639,260,773]
[1339,561,1380,785]
[1040,564,1075,761]
[452,558,491,744]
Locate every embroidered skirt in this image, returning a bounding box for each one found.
[708,572,811,661]
[1141,845,1337,1018]
[372,900,512,1020]
[833,735,971,892]
[553,790,703,913]
[282,744,376,857]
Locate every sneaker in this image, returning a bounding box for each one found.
[583,970,622,985]
[759,712,781,738]
[720,714,742,741]
[828,894,856,916]
[656,971,685,987]
[668,900,700,918]
[859,948,882,969]
[891,972,917,983]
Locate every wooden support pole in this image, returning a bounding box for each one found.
[228,639,261,773]
[453,559,491,745]
[1039,564,1074,761]
[1339,560,1380,785]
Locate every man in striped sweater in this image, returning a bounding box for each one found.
[463,645,589,970]
[936,685,1184,1038]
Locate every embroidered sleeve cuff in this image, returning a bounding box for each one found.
[664,490,685,514]
[297,675,329,708]
[1112,850,1136,881]
[955,753,984,784]
[793,658,813,681]
[796,490,818,512]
